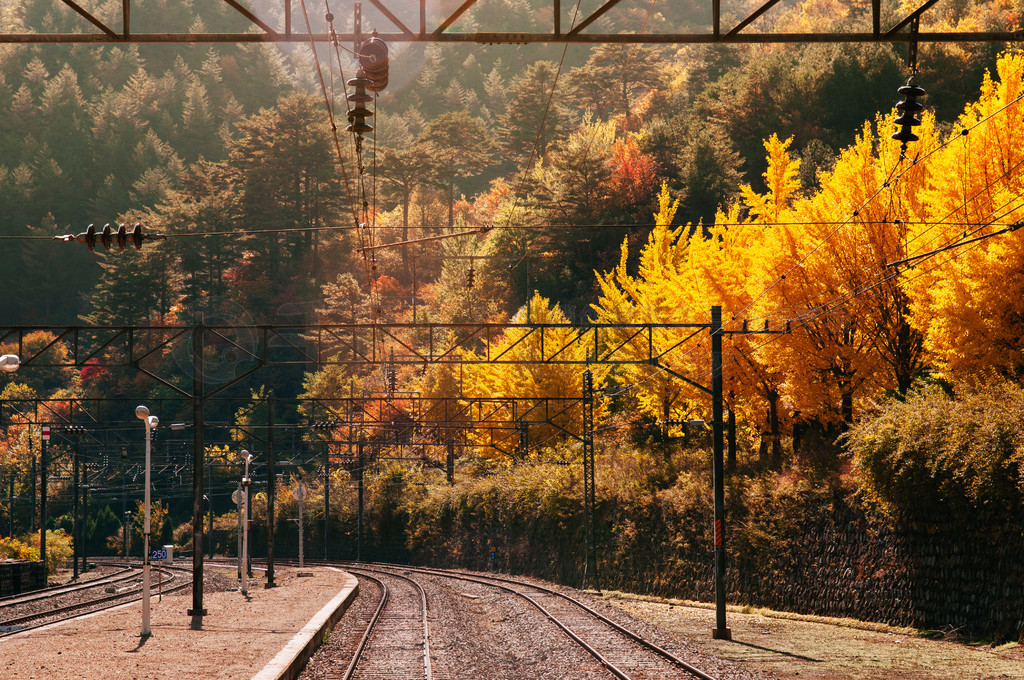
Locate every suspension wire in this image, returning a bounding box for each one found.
[609,0,660,121]
[725,87,1024,331]
[602,163,1024,400]
[322,0,384,322]
[502,0,586,274]
[297,0,360,232]
[757,155,1024,326]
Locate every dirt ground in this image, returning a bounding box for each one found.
[1,564,353,680]
[605,592,1024,680]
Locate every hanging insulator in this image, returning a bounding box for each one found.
[346,71,374,134]
[80,223,97,251]
[466,264,475,289]
[357,34,389,93]
[99,223,113,251]
[891,76,926,153]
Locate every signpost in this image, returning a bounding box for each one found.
[151,548,166,601]
[232,486,244,593]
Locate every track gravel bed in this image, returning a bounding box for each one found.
[299,564,770,680]
[0,564,190,635]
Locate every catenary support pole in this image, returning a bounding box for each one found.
[73,430,80,580]
[208,465,213,558]
[189,319,207,618]
[40,436,47,575]
[265,396,276,588]
[582,369,598,591]
[711,305,731,640]
[323,442,330,560]
[357,442,364,562]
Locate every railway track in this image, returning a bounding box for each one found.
[297,560,718,680]
[0,564,136,607]
[0,562,192,638]
[340,567,433,680]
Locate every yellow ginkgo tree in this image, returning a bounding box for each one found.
[462,293,609,463]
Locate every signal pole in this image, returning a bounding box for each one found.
[582,369,597,591]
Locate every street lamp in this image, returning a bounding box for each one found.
[135,405,158,638]
[240,449,252,596]
[0,354,20,373]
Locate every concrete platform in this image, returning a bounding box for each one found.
[0,565,358,680]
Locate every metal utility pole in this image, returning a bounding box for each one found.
[323,443,330,560]
[357,442,364,562]
[208,465,214,558]
[265,396,276,588]
[232,485,244,588]
[30,451,35,533]
[7,475,12,538]
[710,305,731,640]
[582,369,598,591]
[81,483,89,574]
[72,429,81,580]
[40,428,48,575]
[189,319,207,618]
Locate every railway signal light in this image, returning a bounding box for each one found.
[891,76,926,154]
[53,222,166,252]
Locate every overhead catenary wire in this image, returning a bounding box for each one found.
[723,86,1024,333]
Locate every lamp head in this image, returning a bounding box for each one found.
[135,405,150,420]
[0,354,20,373]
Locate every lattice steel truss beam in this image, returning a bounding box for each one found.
[0,321,710,398]
[3,0,1019,44]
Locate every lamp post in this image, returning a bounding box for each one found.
[231,484,244,590]
[240,450,252,596]
[135,405,158,638]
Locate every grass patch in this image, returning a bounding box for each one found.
[600,589,918,635]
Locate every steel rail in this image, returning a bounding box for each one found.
[0,565,191,637]
[410,564,717,680]
[339,570,389,680]
[344,567,433,680]
[342,562,715,680]
[0,566,136,606]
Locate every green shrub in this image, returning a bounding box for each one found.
[844,381,1024,519]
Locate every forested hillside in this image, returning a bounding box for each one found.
[2,0,1024,639]
[1,0,1013,326]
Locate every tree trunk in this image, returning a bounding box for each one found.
[768,393,782,467]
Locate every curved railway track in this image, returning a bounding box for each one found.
[0,562,192,638]
[0,565,136,607]
[307,561,717,680]
[341,567,433,680]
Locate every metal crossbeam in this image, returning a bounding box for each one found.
[0,322,710,398]
[3,1,1018,44]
